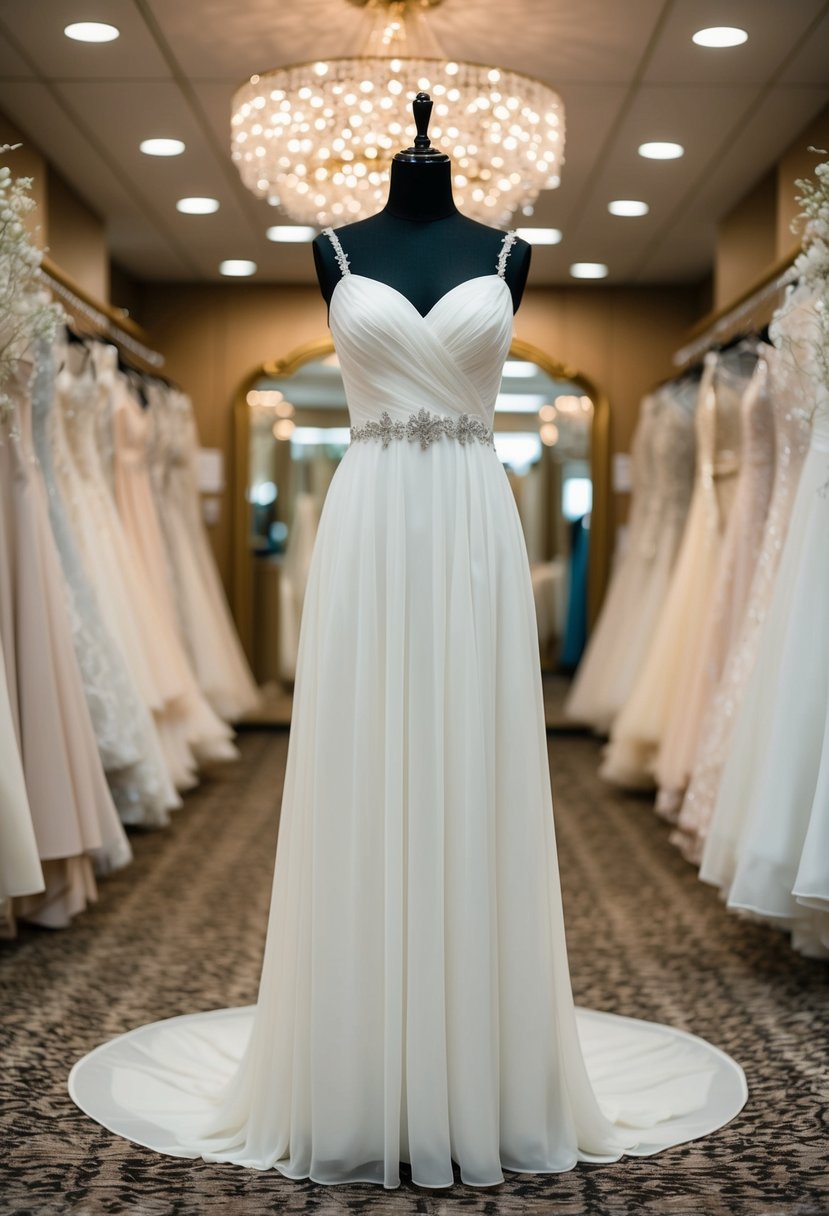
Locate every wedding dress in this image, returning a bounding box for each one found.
[601,355,742,789]
[673,345,797,862]
[145,380,260,721]
[0,357,131,928]
[699,287,829,956]
[0,637,42,907]
[34,337,178,827]
[111,371,238,766]
[54,351,197,790]
[565,385,695,733]
[69,230,746,1187]
[653,348,757,817]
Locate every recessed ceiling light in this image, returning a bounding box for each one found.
[638,141,684,160]
[140,138,185,157]
[608,199,649,217]
[266,225,317,242]
[515,227,562,245]
[602,198,646,217]
[692,26,748,48]
[176,197,220,214]
[220,259,257,276]
[570,262,608,279]
[64,21,119,42]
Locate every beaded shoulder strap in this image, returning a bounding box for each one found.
[496,229,518,278]
[322,226,351,277]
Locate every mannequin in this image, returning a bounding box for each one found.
[313,92,531,317]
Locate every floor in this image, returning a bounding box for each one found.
[1,728,827,1216]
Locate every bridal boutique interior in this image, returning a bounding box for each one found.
[1,1,829,1212]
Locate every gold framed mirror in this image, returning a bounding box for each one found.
[231,337,610,711]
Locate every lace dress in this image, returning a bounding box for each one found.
[34,337,178,827]
[0,357,131,929]
[700,287,829,956]
[69,228,746,1187]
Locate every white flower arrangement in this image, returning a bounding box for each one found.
[0,144,62,421]
[791,147,829,394]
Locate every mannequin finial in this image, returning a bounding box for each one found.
[393,92,450,163]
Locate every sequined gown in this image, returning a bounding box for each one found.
[69,229,746,1188]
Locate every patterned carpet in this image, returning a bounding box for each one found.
[1,729,827,1216]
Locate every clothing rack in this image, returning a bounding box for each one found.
[38,257,165,370]
[672,245,800,371]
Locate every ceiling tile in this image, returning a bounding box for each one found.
[0,26,34,78]
[779,6,829,84]
[0,1,172,80]
[636,85,829,281]
[643,0,827,85]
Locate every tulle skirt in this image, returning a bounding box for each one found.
[69,439,746,1186]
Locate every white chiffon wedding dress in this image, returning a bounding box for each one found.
[68,229,746,1188]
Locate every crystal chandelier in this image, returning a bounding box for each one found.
[230,0,565,228]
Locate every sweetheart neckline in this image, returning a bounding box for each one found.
[329,272,512,323]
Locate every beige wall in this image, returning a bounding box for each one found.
[713,101,829,311]
[0,113,48,247]
[714,170,776,310]
[1,105,108,298]
[140,279,699,590]
[46,169,108,302]
[776,100,829,256]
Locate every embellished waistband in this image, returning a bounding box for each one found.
[350,408,495,451]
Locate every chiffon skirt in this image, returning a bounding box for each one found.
[69,439,746,1186]
[700,435,829,956]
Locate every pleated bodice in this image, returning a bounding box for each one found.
[325,230,514,434]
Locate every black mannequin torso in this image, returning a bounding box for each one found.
[313,158,531,318]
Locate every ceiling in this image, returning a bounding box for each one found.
[0,0,827,287]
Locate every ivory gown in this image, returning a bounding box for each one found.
[653,348,758,818]
[601,355,743,791]
[69,230,746,1187]
[34,337,178,827]
[565,383,696,733]
[0,638,42,912]
[673,347,791,862]
[564,393,662,731]
[0,358,131,929]
[145,380,260,721]
[111,371,238,769]
[54,353,197,791]
[700,287,829,956]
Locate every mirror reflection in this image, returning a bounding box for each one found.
[245,349,594,691]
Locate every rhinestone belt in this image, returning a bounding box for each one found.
[350,408,495,451]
